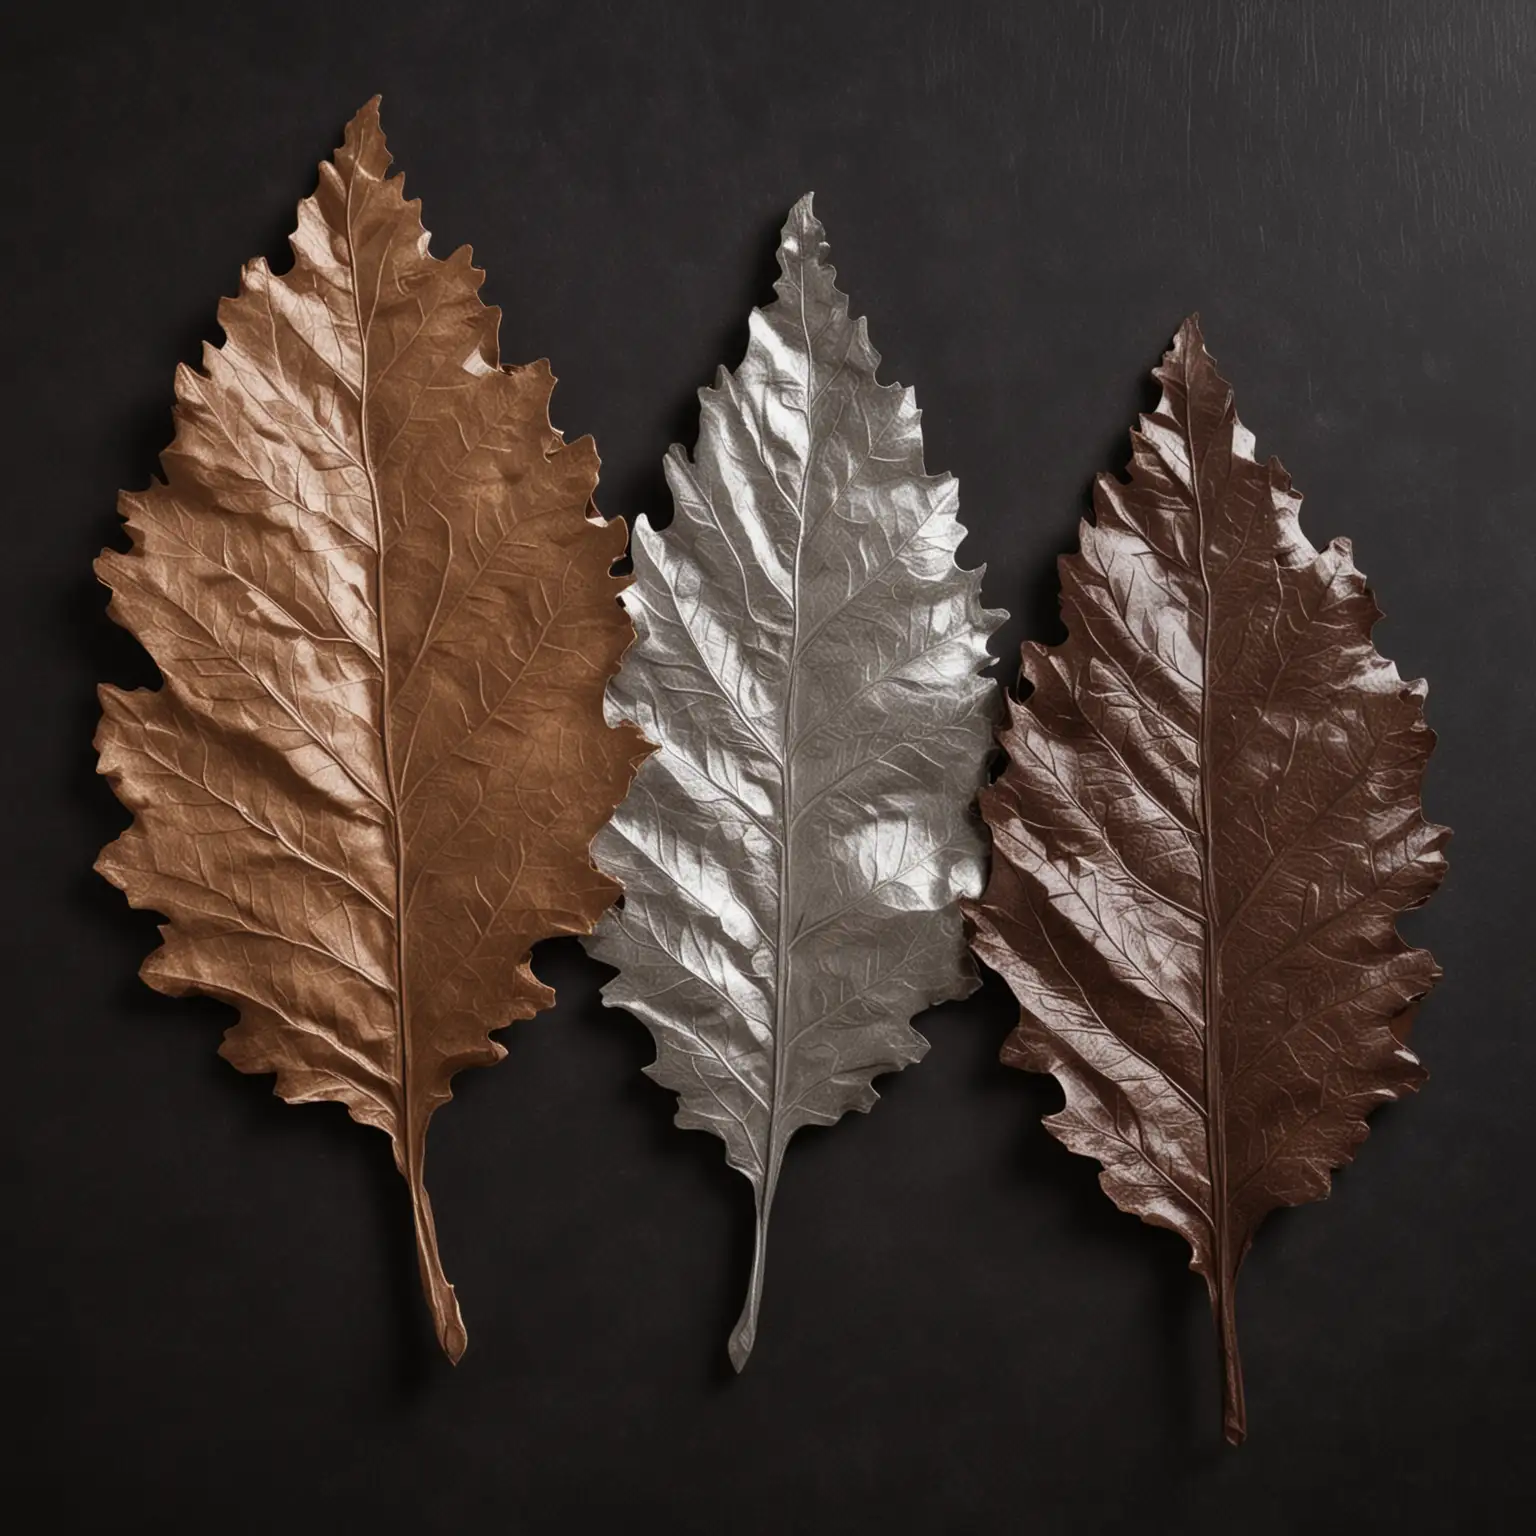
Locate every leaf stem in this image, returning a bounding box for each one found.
[405,1127,467,1364]
[728,1164,779,1372]
[1213,1268,1246,1445]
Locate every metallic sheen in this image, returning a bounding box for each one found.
[95,99,647,1362]
[585,196,1004,1369]
[965,317,1449,1443]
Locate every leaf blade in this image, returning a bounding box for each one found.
[586,196,1004,1367]
[95,98,647,1361]
[966,316,1449,1441]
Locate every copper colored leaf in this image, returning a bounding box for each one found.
[584,197,1004,1369]
[95,99,647,1361]
[964,317,1448,1443]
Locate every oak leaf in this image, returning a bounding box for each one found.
[585,196,1004,1369]
[95,98,647,1361]
[965,317,1448,1442]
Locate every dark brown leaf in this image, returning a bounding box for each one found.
[95,98,648,1361]
[964,317,1449,1442]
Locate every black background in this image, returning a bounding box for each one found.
[4,1,1532,1530]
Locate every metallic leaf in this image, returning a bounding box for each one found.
[585,196,1004,1368]
[95,99,648,1361]
[965,317,1449,1442]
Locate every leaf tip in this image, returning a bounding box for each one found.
[1166,313,1212,380]
[781,192,827,266]
[339,95,393,183]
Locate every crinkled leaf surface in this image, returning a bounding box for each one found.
[585,196,1004,1368]
[95,98,647,1361]
[965,317,1448,1442]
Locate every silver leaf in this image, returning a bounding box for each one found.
[585,196,1006,1368]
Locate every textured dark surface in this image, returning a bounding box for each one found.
[2,0,1531,1529]
[967,317,1449,1443]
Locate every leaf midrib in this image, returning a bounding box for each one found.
[1187,377,1231,1287]
[765,255,817,1190]
[343,157,412,1131]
